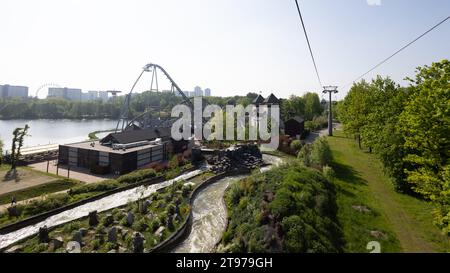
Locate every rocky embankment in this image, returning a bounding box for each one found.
[207,144,264,174]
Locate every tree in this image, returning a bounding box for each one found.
[0,139,3,165]
[303,92,322,120]
[281,95,305,121]
[399,59,450,233]
[10,125,30,170]
[339,80,372,149]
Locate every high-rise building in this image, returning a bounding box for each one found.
[66,88,82,101]
[81,92,90,102]
[88,91,99,101]
[98,91,108,101]
[204,88,211,97]
[0,84,28,98]
[48,87,82,101]
[194,86,203,97]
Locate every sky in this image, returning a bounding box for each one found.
[0,0,449,100]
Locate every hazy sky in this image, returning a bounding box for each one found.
[0,0,449,100]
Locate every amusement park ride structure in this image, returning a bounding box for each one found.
[115,63,194,133]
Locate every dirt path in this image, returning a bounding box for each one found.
[335,134,436,252]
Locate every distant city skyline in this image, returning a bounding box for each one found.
[0,0,448,100]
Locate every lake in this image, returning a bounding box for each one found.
[0,119,117,150]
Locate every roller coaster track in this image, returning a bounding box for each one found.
[115,63,194,132]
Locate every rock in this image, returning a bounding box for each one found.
[107,249,116,253]
[66,241,81,253]
[173,213,181,221]
[132,232,144,253]
[38,226,50,243]
[370,230,387,240]
[72,231,83,245]
[108,227,117,243]
[175,204,180,215]
[142,200,152,214]
[79,228,88,237]
[118,246,128,253]
[154,226,165,237]
[167,216,174,230]
[126,211,134,226]
[352,205,371,214]
[88,211,99,226]
[6,245,23,253]
[49,236,64,251]
[103,214,114,227]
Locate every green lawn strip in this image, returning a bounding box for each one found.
[0,179,80,205]
[328,137,401,252]
[328,130,449,252]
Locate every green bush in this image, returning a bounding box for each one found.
[311,137,332,167]
[221,160,342,253]
[132,218,148,232]
[297,144,312,167]
[117,169,157,184]
[290,140,303,153]
[70,180,120,195]
[91,239,101,250]
[22,193,70,216]
[322,165,335,181]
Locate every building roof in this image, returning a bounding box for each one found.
[101,127,171,144]
[286,116,305,124]
[61,140,164,154]
[263,93,280,104]
[252,94,265,104]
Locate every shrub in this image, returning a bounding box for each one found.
[227,183,243,206]
[70,180,119,195]
[322,165,335,181]
[150,218,162,232]
[290,140,303,153]
[297,144,312,167]
[221,160,342,253]
[132,218,148,232]
[117,169,157,184]
[91,239,101,250]
[311,137,332,167]
[22,193,70,216]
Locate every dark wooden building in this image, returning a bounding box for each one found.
[58,127,192,175]
[284,116,305,139]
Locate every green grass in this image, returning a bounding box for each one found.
[0,179,80,205]
[328,130,450,253]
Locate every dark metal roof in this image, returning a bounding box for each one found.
[101,127,171,144]
[263,93,280,104]
[252,94,265,104]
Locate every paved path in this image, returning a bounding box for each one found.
[29,161,117,183]
[305,123,340,144]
